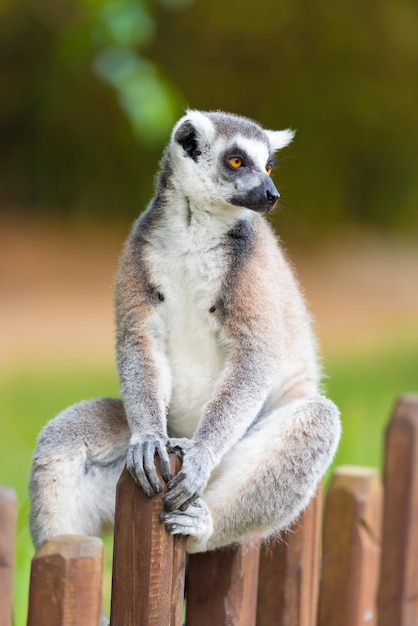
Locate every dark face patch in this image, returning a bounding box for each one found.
[221,144,274,177]
[222,144,256,175]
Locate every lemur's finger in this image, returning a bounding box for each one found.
[164,481,195,512]
[143,442,163,494]
[127,444,155,498]
[161,512,196,536]
[179,494,199,511]
[166,471,185,490]
[156,444,172,483]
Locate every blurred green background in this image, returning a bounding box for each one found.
[1,0,418,623]
[2,0,418,234]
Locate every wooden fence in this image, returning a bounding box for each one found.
[1,394,418,626]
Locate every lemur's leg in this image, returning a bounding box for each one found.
[162,395,340,553]
[29,398,130,548]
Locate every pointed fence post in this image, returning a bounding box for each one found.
[27,535,104,626]
[110,456,186,626]
[186,543,260,626]
[0,487,17,626]
[377,394,418,626]
[318,466,383,626]
[256,484,323,626]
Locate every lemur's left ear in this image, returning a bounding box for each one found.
[172,110,215,161]
[265,129,295,152]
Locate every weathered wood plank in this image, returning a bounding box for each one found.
[0,486,17,626]
[377,394,418,626]
[27,535,103,626]
[110,456,186,626]
[187,543,260,626]
[301,484,323,626]
[318,466,383,626]
[256,485,323,626]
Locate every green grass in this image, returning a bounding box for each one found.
[0,363,120,625]
[324,341,418,471]
[1,340,417,624]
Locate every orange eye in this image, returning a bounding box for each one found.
[266,165,272,176]
[229,157,243,169]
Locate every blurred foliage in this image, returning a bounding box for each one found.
[0,0,187,219]
[1,0,417,234]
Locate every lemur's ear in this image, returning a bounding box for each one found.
[174,120,201,161]
[172,110,215,161]
[265,129,295,152]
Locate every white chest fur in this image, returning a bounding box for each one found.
[147,210,233,437]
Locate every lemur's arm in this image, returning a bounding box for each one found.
[164,330,275,512]
[115,231,172,496]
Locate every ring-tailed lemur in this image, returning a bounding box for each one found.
[30,110,340,557]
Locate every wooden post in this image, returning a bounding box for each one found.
[377,394,418,626]
[256,484,323,626]
[318,466,383,626]
[110,456,186,626]
[27,535,104,626]
[186,543,260,626]
[0,487,17,626]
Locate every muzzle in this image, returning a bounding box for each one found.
[229,177,280,213]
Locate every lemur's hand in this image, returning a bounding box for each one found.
[127,433,172,498]
[164,438,213,511]
[161,498,214,552]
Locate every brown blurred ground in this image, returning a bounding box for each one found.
[1,217,418,373]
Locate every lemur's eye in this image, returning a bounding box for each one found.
[266,165,272,176]
[229,157,243,169]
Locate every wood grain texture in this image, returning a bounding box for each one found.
[110,456,186,626]
[377,395,418,626]
[256,485,323,626]
[27,535,103,626]
[318,466,383,626]
[186,543,260,626]
[0,487,17,626]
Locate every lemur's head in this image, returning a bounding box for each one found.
[166,110,294,215]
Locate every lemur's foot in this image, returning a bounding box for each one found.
[161,498,213,553]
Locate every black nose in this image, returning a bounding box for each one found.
[266,188,280,206]
[229,178,281,212]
